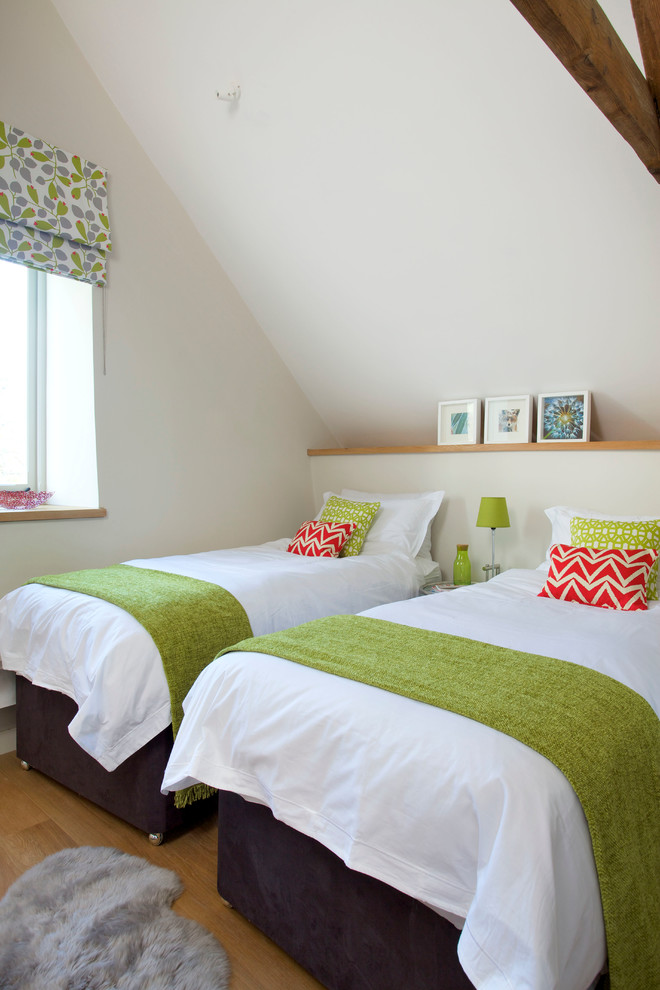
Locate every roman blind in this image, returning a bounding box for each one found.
[0,120,111,286]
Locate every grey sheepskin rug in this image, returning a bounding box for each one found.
[0,846,231,989]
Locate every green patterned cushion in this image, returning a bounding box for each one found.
[320,496,380,556]
[570,517,660,600]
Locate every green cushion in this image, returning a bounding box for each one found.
[570,516,660,601]
[320,495,380,556]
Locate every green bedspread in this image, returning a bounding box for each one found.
[222,613,660,990]
[28,564,252,806]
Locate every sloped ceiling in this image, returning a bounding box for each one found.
[51,0,660,446]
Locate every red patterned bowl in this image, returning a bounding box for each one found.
[0,490,54,510]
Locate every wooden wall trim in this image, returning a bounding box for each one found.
[308,441,660,456]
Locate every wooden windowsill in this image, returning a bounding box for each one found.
[0,505,106,522]
[307,440,660,456]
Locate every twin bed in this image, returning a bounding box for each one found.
[160,505,660,990]
[1,494,659,989]
[0,489,442,841]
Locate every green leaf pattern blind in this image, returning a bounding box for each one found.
[0,120,111,286]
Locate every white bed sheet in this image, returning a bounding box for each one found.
[0,539,423,771]
[162,568,660,990]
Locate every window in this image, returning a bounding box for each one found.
[0,260,99,506]
[0,263,28,486]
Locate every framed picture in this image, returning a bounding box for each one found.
[484,395,533,444]
[537,391,591,442]
[437,399,481,445]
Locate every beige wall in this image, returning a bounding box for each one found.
[0,1,336,710]
[310,449,660,583]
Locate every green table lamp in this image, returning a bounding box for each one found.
[476,496,510,580]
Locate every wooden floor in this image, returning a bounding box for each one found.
[0,750,324,990]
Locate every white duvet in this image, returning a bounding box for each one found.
[0,539,424,771]
[162,568,660,990]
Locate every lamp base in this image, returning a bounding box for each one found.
[482,563,500,581]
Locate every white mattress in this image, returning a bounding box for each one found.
[0,539,423,770]
[162,568,660,990]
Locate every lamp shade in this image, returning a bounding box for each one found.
[476,496,510,529]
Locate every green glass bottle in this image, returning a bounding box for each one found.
[453,544,471,585]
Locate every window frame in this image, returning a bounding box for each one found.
[0,261,105,518]
[27,269,48,491]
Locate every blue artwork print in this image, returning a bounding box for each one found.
[451,412,468,435]
[542,395,585,440]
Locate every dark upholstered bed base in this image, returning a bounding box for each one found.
[15,676,214,838]
[216,794,610,990]
[216,790,475,990]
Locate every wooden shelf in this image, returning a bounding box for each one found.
[0,505,106,523]
[307,441,660,456]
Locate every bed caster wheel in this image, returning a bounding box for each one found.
[219,896,233,909]
[19,760,31,771]
[148,832,164,846]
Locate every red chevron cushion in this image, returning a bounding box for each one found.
[287,520,357,557]
[538,543,659,611]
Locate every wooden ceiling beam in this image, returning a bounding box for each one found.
[509,0,660,181]
[631,0,660,108]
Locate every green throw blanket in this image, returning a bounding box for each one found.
[28,564,252,807]
[222,613,660,990]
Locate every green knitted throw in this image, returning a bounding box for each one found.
[222,613,660,990]
[28,564,252,808]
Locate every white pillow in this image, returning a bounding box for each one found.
[339,489,445,558]
[544,505,660,559]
